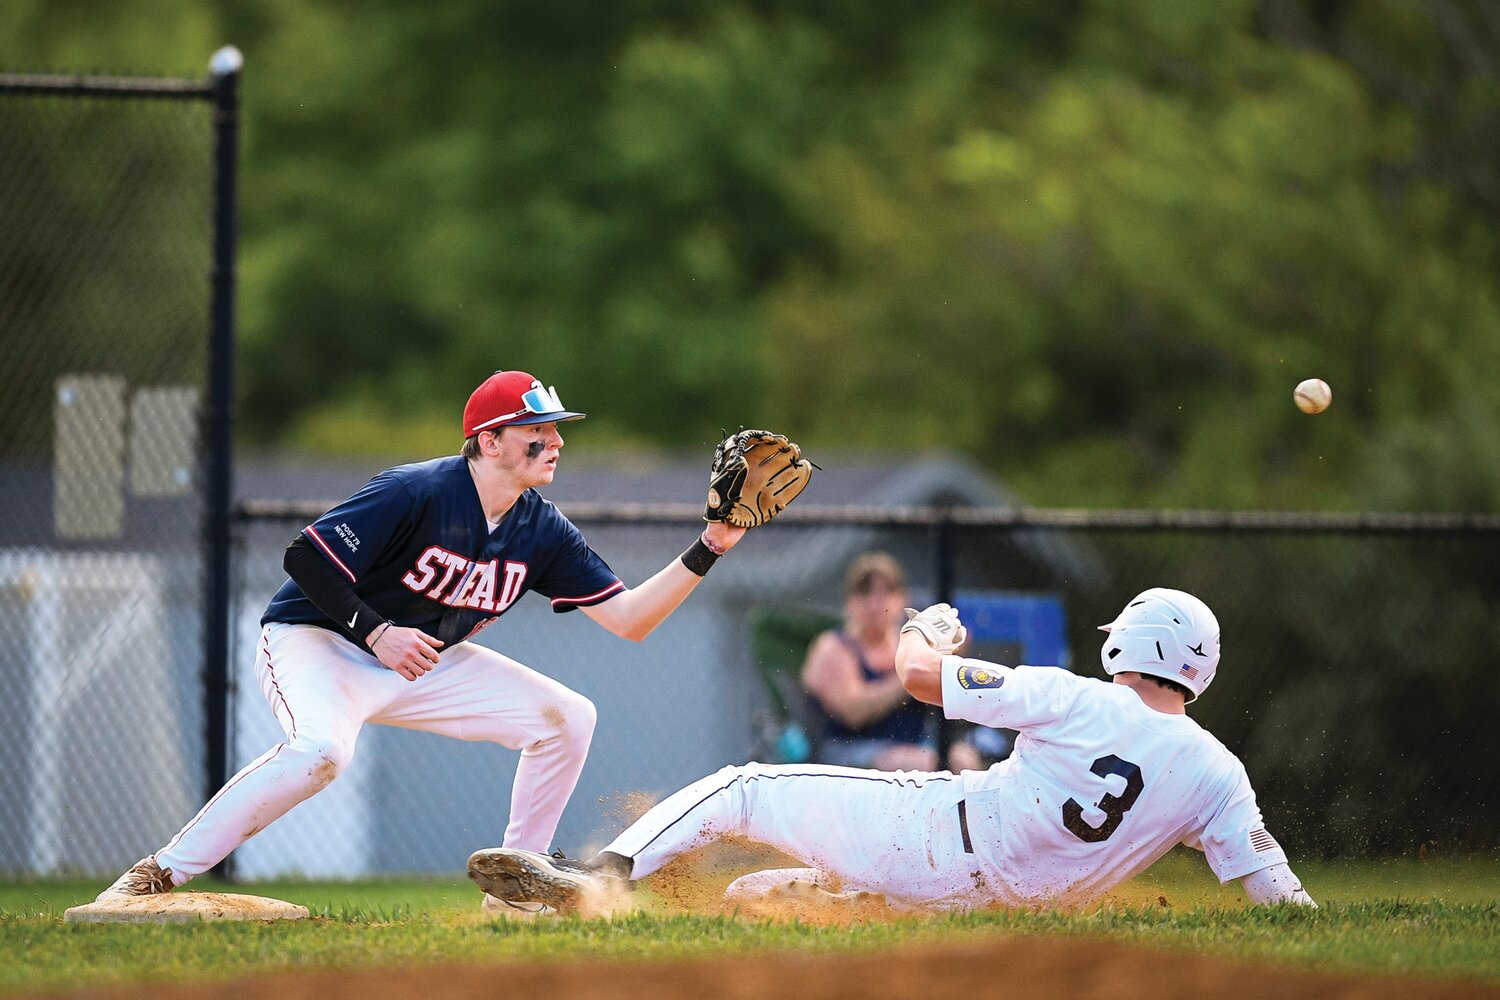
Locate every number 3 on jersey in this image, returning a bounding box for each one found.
[1062,754,1144,843]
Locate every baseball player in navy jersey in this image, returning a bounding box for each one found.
[98,370,748,915]
[468,588,1317,912]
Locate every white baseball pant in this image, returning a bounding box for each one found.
[604,762,987,909]
[155,622,595,883]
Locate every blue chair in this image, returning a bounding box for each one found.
[948,591,1070,761]
[953,591,1070,670]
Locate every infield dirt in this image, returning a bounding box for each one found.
[17,934,1499,1000]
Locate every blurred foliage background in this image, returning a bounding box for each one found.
[3,0,1497,511]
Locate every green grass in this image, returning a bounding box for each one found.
[1,852,1496,996]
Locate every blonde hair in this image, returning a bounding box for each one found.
[843,552,906,598]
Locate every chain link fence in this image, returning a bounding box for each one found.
[1,66,1494,887]
[223,503,1499,878]
[0,69,233,877]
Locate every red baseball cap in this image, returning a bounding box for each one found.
[462,371,586,437]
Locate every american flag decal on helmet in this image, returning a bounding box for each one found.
[1250,828,1279,853]
[1179,663,1200,680]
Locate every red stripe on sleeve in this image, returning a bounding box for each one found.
[303,526,358,583]
[550,580,625,608]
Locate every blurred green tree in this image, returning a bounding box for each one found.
[2,0,1496,511]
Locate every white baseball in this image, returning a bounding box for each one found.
[1293,378,1332,414]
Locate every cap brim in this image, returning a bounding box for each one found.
[503,411,587,426]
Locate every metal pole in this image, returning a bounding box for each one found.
[932,512,958,770]
[203,45,242,880]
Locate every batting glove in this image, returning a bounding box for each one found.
[901,603,968,655]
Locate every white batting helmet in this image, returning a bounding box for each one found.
[1097,588,1221,701]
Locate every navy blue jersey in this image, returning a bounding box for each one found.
[262,456,623,646]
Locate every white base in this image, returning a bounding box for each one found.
[63,891,310,924]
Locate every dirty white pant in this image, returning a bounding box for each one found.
[605,762,984,908]
[156,622,596,883]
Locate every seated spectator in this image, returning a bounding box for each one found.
[801,553,981,771]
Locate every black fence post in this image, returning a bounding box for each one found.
[203,45,242,880]
[932,510,958,770]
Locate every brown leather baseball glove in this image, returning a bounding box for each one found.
[703,429,816,528]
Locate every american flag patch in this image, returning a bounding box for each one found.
[1179,663,1199,680]
[1250,828,1279,853]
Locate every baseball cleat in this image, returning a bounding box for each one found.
[467,848,602,914]
[480,893,559,920]
[96,856,175,901]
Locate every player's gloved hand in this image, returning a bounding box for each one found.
[900,604,968,655]
[703,429,815,528]
[370,624,444,681]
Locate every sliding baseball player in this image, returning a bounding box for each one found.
[469,588,1316,912]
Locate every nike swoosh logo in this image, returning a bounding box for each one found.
[346,612,359,629]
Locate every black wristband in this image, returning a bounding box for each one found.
[347,605,387,648]
[680,538,720,577]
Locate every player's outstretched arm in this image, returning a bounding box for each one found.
[1240,862,1317,907]
[894,629,945,706]
[585,428,804,641]
[580,523,747,642]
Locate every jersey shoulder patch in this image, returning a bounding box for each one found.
[956,663,1005,689]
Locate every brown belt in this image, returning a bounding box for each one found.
[957,799,974,854]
